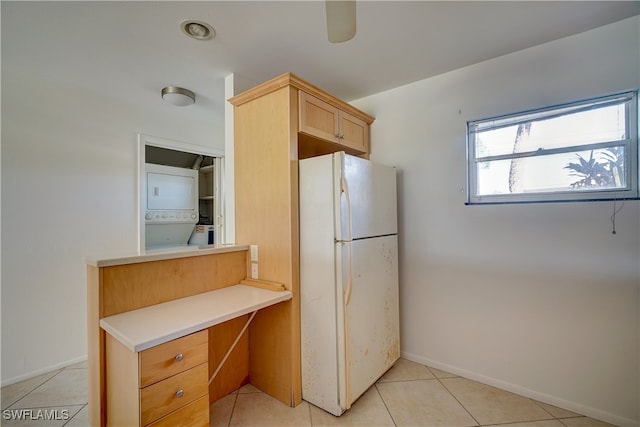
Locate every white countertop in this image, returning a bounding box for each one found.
[100,284,292,352]
[86,244,249,267]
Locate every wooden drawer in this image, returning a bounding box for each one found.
[145,395,209,427]
[140,330,208,387]
[140,363,208,425]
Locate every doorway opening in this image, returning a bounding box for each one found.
[137,134,224,252]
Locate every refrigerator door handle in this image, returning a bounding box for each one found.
[344,241,353,306]
[340,176,353,243]
[340,176,353,306]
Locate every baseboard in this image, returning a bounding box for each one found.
[1,355,88,388]
[401,351,639,427]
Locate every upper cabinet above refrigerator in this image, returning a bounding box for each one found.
[229,72,374,160]
[298,91,370,156]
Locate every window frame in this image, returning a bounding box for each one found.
[466,90,639,205]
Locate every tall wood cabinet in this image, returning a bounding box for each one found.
[229,72,374,407]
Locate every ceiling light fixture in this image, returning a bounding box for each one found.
[180,20,215,41]
[161,86,196,106]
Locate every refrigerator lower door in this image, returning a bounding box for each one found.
[340,234,400,409]
[300,235,343,416]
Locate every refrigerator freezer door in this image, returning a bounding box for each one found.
[341,234,400,407]
[336,153,398,241]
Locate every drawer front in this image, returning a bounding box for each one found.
[145,395,209,427]
[140,363,208,425]
[140,330,208,387]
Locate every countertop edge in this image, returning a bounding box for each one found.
[86,244,249,267]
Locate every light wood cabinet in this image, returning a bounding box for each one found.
[105,330,209,427]
[140,363,208,425]
[229,72,374,408]
[299,91,369,154]
[87,249,249,427]
[139,331,208,387]
[146,397,209,427]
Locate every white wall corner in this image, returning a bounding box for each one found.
[224,74,236,244]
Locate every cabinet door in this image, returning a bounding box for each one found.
[338,111,368,153]
[299,91,340,143]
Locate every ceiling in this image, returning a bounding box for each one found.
[3,1,639,132]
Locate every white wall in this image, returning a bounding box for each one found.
[1,69,224,384]
[223,73,259,245]
[354,17,640,426]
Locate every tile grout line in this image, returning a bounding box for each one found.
[426,366,613,426]
[2,369,66,410]
[2,362,88,413]
[433,371,570,427]
[388,364,609,427]
[61,403,87,427]
[226,389,240,427]
[530,398,565,424]
[425,365,483,427]
[373,382,398,427]
[307,396,313,426]
[528,400,598,426]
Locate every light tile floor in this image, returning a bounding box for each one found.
[1,358,616,427]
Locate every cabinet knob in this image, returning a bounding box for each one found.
[175,353,184,362]
[175,389,184,398]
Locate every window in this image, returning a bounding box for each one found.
[467,91,638,204]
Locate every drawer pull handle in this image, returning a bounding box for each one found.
[175,353,184,362]
[175,389,184,398]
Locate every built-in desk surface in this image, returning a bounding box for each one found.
[100,284,292,352]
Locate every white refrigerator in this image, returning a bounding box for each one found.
[300,152,400,416]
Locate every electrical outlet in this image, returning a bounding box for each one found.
[250,245,259,262]
[251,263,258,279]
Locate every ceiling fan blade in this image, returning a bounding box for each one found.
[326,0,356,43]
